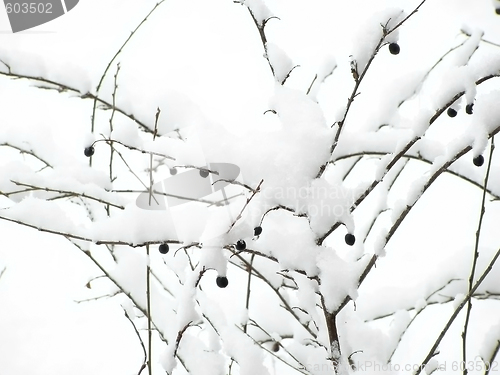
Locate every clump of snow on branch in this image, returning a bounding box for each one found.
[244,0,273,25]
[265,43,294,83]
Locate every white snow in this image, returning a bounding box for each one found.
[1,1,500,374]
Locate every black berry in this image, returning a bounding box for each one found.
[200,169,209,178]
[473,155,484,167]
[447,108,457,118]
[389,43,400,55]
[254,226,262,236]
[271,342,280,352]
[465,103,474,115]
[159,243,169,254]
[235,240,246,250]
[496,8,500,15]
[170,168,177,175]
[84,146,94,157]
[345,233,356,246]
[216,276,228,288]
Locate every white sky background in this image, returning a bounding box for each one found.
[0,0,500,374]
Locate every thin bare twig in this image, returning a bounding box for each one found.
[0,70,153,134]
[243,254,255,334]
[0,214,182,248]
[389,0,428,33]
[109,146,160,206]
[462,137,495,373]
[415,246,500,375]
[94,138,175,160]
[227,179,263,232]
[10,181,125,209]
[362,158,409,244]
[173,322,193,357]
[248,318,308,369]
[461,29,500,48]
[241,2,280,78]
[106,62,121,200]
[90,1,166,133]
[123,309,148,375]
[306,64,337,97]
[234,324,310,375]
[146,243,153,375]
[74,290,121,303]
[0,142,52,169]
[213,179,257,193]
[484,340,500,375]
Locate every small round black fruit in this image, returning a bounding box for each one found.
[465,103,474,115]
[496,8,500,15]
[170,168,177,175]
[235,240,246,250]
[84,146,94,157]
[216,276,228,288]
[473,155,484,167]
[271,342,280,352]
[345,233,356,246]
[389,43,400,55]
[159,243,169,254]
[200,169,209,178]
[447,108,457,118]
[254,226,263,236]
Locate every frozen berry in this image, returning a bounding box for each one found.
[345,233,356,246]
[465,103,474,115]
[473,155,484,167]
[216,276,228,288]
[235,240,246,250]
[200,169,209,178]
[170,168,177,175]
[496,8,500,15]
[84,146,94,157]
[254,226,262,236]
[447,108,457,118]
[389,43,400,55]
[159,243,169,254]
[271,342,280,352]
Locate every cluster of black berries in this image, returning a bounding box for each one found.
[447,104,473,118]
[473,5,496,174]
[389,41,483,167]
[214,227,263,288]
[157,226,264,289]
[446,103,485,167]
